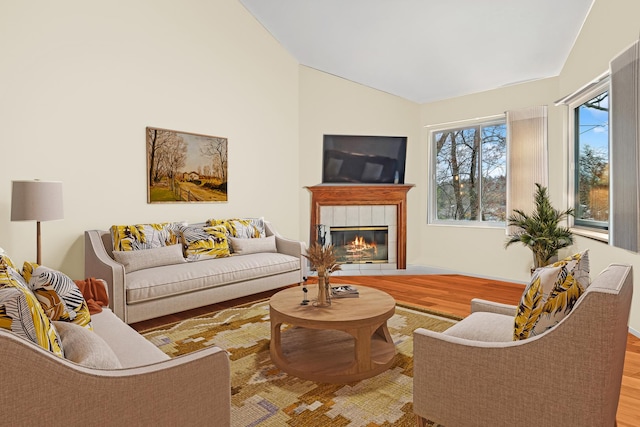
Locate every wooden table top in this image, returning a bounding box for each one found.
[269,285,396,328]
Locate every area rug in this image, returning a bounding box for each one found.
[141,300,459,427]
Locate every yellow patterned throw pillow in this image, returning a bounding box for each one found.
[110,222,183,251]
[181,225,230,261]
[22,262,92,330]
[0,250,16,272]
[206,218,266,239]
[0,268,64,357]
[514,250,590,340]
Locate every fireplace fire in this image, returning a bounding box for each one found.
[330,226,389,264]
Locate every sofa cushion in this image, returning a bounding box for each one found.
[90,307,169,368]
[0,268,64,357]
[443,311,514,342]
[113,244,186,273]
[229,235,276,255]
[22,262,92,329]
[110,222,183,251]
[206,217,266,239]
[181,225,230,261]
[53,321,122,369]
[125,252,300,304]
[514,250,589,340]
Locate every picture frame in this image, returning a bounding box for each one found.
[146,127,228,203]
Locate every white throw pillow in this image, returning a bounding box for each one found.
[53,321,122,369]
[113,244,185,273]
[229,235,277,255]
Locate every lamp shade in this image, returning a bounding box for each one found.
[11,180,64,222]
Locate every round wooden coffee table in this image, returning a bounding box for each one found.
[269,285,396,383]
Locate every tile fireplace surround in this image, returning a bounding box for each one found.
[306,184,414,271]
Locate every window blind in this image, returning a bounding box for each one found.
[610,40,640,252]
[506,106,549,234]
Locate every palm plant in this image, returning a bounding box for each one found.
[505,183,574,269]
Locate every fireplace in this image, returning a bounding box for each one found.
[330,226,389,264]
[306,184,414,269]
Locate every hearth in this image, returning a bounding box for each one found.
[330,226,389,264]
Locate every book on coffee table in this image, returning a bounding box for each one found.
[331,285,359,298]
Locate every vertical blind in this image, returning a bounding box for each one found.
[610,39,640,252]
[506,106,549,233]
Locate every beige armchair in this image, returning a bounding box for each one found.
[413,263,633,427]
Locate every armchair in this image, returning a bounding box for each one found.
[413,263,633,427]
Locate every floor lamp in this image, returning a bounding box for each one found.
[10,180,64,265]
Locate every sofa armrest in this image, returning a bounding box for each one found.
[84,230,127,322]
[470,298,518,316]
[265,221,306,282]
[1,329,230,426]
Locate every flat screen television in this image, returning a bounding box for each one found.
[322,134,407,184]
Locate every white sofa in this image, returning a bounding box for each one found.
[85,221,305,324]
[0,280,231,426]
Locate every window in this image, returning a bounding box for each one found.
[569,80,609,233]
[430,119,507,225]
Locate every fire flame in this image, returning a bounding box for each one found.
[348,235,377,254]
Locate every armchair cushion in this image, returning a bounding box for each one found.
[0,268,64,357]
[53,320,122,369]
[0,252,16,271]
[514,250,589,340]
[22,262,92,329]
[443,311,513,342]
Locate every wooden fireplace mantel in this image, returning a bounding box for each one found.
[305,184,414,269]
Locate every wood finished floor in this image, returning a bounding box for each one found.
[130,274,640,427]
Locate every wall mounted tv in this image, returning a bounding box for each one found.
[322,134,407,184]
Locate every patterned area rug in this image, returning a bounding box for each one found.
[141,299,459,427]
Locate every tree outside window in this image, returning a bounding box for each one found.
[575,91,609,229]
[432,120,507,224]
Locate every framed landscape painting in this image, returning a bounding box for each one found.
[146,127,228,203]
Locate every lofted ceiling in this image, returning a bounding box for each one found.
[239,0,595,104]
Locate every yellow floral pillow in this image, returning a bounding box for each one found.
[111,222,183,251]
[0,268,64,357]
[23,262,92,330]
[514,250,590,340]
[181,225,230,261]
[206,218,265,239]
[0,250,16,271]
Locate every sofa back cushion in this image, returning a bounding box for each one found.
[113,244,186,273]
[110,222,183,251]
[181,225,230,261]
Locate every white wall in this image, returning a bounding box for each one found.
[0,0,301,278]
[297,66,422,259]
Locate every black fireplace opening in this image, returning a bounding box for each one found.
[330,226,389,264]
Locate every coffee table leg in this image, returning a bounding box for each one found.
[375,322,393,343]
[269,316,286,367]
[351,325,374,373]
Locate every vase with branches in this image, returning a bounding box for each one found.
[303,242,341,306]
[505,183,575,269]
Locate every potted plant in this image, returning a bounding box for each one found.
[505,183,574,269]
